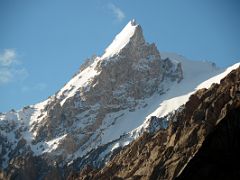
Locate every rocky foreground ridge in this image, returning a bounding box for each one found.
[71,65,240,179]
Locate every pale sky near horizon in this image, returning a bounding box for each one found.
[1,0,240,112]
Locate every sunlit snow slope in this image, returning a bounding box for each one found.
[146,53,239,120]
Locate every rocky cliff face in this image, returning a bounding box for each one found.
[176,108,240,180]
[73,66,240,179]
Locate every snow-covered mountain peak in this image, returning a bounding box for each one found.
[55,21,162,107]
[0,21,185,169]
[101,20,140,59]
[2,21,239,179]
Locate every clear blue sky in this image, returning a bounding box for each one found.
[1,0,240,112]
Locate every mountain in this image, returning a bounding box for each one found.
[0,20,239,179]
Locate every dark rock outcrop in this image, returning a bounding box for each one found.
[176,108,240,180]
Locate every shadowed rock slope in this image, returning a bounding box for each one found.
[71,66,240,180]
[176,108,240,180]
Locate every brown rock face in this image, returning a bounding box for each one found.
[72,66,240,180]
[176,108,240,180]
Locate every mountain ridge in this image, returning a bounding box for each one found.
[0,20,238,179]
